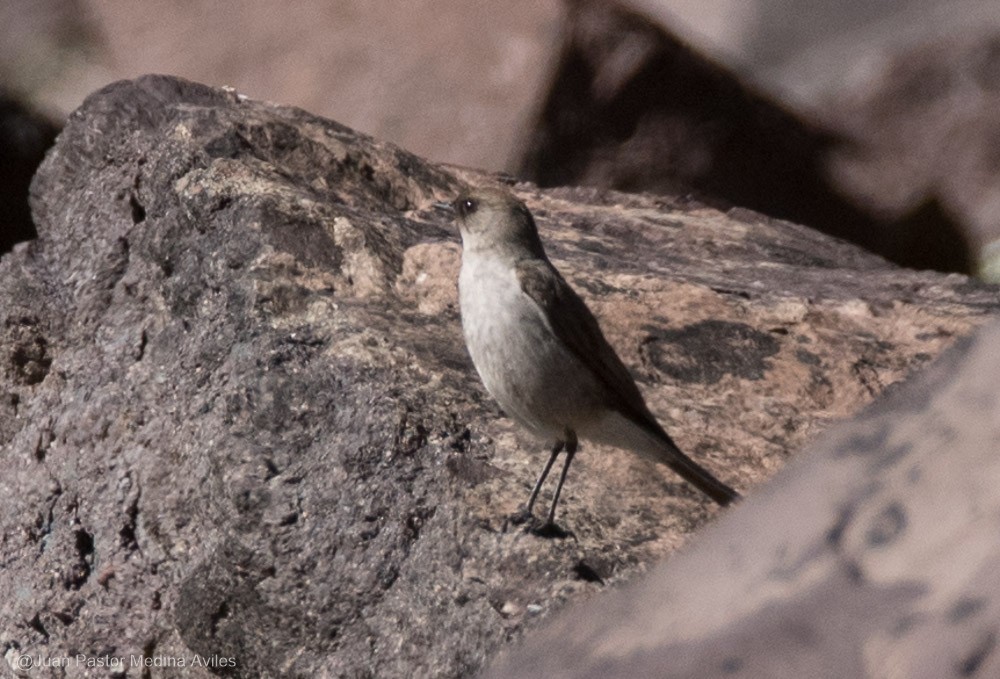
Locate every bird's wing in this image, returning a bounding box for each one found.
[515,258,657,428]
[516,258,740,505]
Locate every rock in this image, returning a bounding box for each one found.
[804,5,1000,279]
[517,0,975,274]
[0,74,997,677]
[621,0,959,102]
[0,0,562,170]
[11,1,997,276]
[481,318,1000,679]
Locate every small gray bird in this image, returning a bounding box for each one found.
[452,187,739,529]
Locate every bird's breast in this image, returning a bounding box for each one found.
[458,255,532,387]
[458,254,602,438]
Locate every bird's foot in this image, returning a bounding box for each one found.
[503,507,535,531]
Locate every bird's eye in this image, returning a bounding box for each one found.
[454,197,478,217]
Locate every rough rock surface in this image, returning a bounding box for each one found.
[518,0,974,274]
[482,318,1000,679]
[11,0,999,279]
[0,75,997,678]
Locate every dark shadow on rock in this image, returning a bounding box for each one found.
[176,539,275,677]
[517,0,973,274]
[0,91,60,255]
[888,197,973,273]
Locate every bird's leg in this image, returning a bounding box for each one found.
[524,440,564,517]
[545,431,578,528]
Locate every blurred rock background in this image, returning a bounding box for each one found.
[3,0,1000,276]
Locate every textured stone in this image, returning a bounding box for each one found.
[481,320,1000,679]
[0,75,997,678]
[517,0,975,274]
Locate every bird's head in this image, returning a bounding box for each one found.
[450,188,545,259]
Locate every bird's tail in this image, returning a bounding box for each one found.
[638,421,740,506]
[658,438,740,506]
[579,411,740,506]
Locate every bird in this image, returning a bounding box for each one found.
[449,186,739,530]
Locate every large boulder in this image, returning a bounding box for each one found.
[481,318,1000,679]
[0,75,996,677]
[517,0,978,275]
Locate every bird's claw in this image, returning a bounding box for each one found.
[503,508,572,539]
[504,507,535,531]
